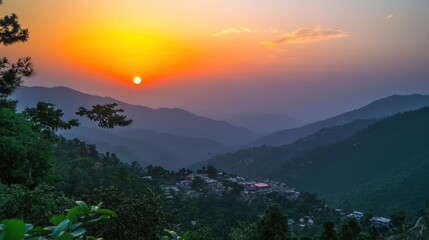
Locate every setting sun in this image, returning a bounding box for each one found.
[133,76,142,85]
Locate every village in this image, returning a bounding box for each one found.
[158,170,392,229]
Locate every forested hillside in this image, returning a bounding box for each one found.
[196,118,379,178]
[252,94,429,147]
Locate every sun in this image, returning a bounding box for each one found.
[133,76,142,85]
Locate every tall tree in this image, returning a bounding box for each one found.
[320,221,337,240]
[257,204,290,240]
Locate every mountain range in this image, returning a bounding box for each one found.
[251,94,429,146]
[196,103,429,215]
[12,86,260,168]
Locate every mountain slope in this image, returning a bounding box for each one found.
[61,127,226,169]
[12,86,259,146]
[193,118,380,177]
[253,94,429,146]
[194,102,429,214]
[198,111,303,134]
[267,107,429,214]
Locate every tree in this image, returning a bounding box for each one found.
[230,222,258,240]
[183,227,217,240]
[0,9,32,98]
[82,186,168,240]
[23,101,80,139]
[0,108,53,187]
[76,103,133,128]
[338,219,360,240]
[257,204,290,240]
[390,211,406,231]
[0,13,28,45]
[0,184,74,226]
[320,221,337,240]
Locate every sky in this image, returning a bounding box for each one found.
[1,0,429,122]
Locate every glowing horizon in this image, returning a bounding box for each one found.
[1,0,429,121]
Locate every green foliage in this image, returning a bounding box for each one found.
[0,184,74,226]
[0,201,116,240]
[320,222,337,240]
[389,211,406,231]
[53,137,152,196]
[23,102,79,139]
[338,219,360,240]
[0,108,53,187]
[200,119,378,179]
[257,204,290,240]
[230,222,258,240]
[81,186,168,240]
[0,219,26,240]
[75,103,132,128]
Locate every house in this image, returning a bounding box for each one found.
[245,182,272,194]
[347,211,364,220]
[371,216,391,228]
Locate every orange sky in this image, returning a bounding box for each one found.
[1,0,429,121]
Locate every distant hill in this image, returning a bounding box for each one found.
[252,94,429,146]
[193,118,379,178]
[60,127,226,169]
[198,111,303,134]
[267,107,429,215]
[12,86,259,146]
[197,107,429,215]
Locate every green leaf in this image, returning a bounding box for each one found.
[86,216,108,224]
[55,233,73,240]
[66,206,82,220]
[50,215,66,225]
[69,222,82,231]
[95,209,117,217]
[28,226,50,235]
[0,219,26,240]
[70,228,85,237]
[52,219,70,239]
[25,224,33,232]
[75,201,89,211]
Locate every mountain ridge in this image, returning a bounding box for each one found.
[252,94,429,146]
[12,86,259,146]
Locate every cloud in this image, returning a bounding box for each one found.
[262,27,348,46]
[384,14,394,20]
[211,27,280,37]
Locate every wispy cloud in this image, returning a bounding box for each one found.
[384,14,394,20]
[262,27,348,46]
[211,27,280,37]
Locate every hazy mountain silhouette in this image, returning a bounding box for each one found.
[10,86,263,169]
[60,126,226,169]
[12,86,259,146]
[252,94,429,146]
[198,110,303,134]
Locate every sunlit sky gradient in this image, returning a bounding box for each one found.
[1,0,429,122]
